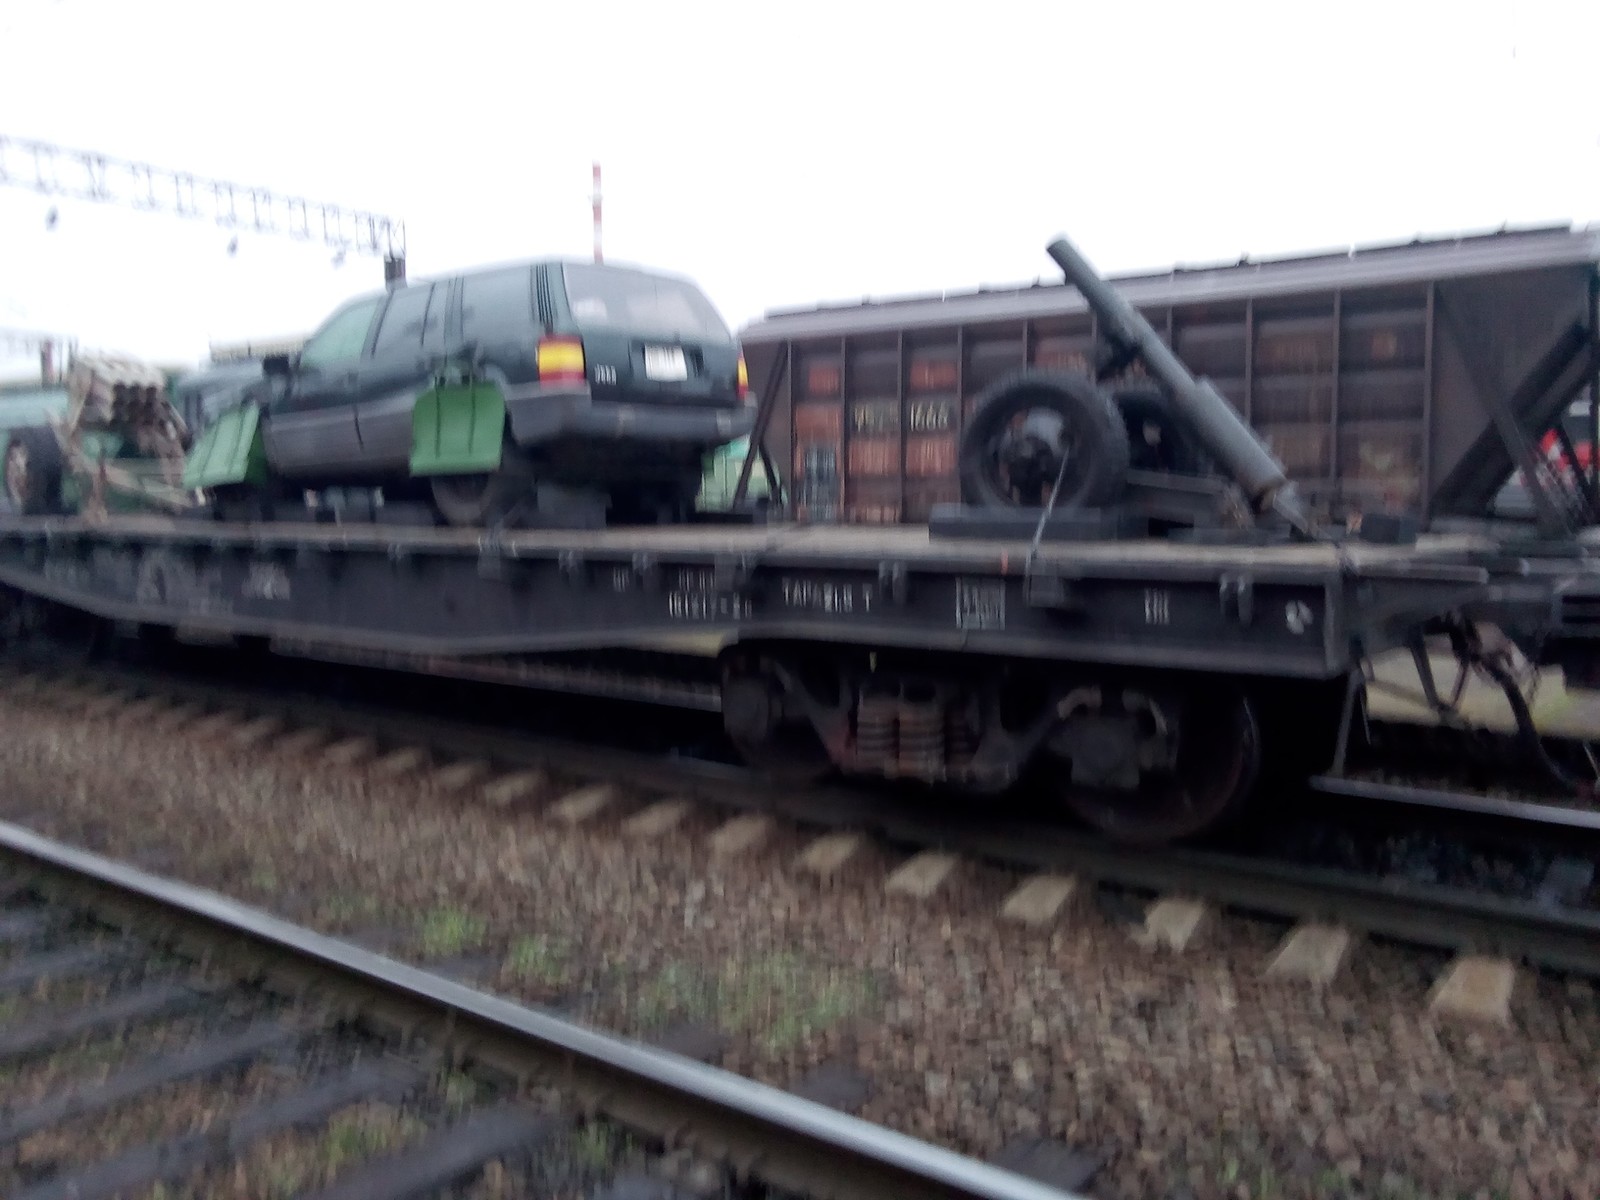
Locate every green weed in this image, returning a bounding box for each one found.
[440,1069,480,1113]
[318,1104,423,1175]
[505,933,569,986]
[573,1122,619,1172]
[416,907,487,958]
[631,951,877,1052]
[315,892,381,927]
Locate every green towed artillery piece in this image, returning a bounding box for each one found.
[1,354,202,519]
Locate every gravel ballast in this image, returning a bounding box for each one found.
[0,693,1596,1199]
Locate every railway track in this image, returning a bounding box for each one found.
[0,818,1079,1200]
[8,655,1600,1010]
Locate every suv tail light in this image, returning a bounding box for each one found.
[537,336,586,384]
[737,354,750,405]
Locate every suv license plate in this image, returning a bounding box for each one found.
[643,346,688,381]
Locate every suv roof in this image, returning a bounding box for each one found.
[364,256,709,294]
[314,258,734,348]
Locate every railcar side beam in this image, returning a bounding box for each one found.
[0,517,1507,682]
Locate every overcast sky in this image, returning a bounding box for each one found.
[3,0,1598,380]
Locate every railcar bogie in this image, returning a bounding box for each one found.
[720,642,1318,841]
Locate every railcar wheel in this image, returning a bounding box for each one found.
[1049,688,1260,843]
[729,724,835,783]
[721,660,836,784]
[959,370,1130,510]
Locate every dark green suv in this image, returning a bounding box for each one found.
[185,259,754,525]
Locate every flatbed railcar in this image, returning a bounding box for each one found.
[1,510,1594,841]
[4,225,1600,844]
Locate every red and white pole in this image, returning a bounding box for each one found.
[592,163,602,264]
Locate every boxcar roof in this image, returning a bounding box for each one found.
[742,223,1600,343]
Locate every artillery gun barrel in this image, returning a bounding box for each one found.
[1045,235,1311,534]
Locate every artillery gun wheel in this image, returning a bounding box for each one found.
[3,427,65,516]
[1113,384,1209,476]
[959,370,1130,510]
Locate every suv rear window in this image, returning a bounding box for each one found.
[560,264,731,342]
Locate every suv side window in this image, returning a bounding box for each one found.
[299,296,384,370]
[370,284,436,356]
[460,268,535,345]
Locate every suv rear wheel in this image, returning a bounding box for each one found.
[428,437,537,527]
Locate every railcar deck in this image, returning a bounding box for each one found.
[0,511,1505,567]
[0,514,1547,681]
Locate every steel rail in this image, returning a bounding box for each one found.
[0,821,1081,1200]
[947,823,1600,977]
[1309,773,1600,833]
[23,660,1600,978]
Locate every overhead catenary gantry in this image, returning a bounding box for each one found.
[0,135,407,286]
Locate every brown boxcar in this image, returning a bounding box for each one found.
[737,224,1600,525]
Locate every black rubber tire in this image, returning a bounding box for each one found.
[959,370,1130,510]
[3,426,65,516]
[430,474,519,527]
[427,435,536,528]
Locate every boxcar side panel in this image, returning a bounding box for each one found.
[740,232,1598,526]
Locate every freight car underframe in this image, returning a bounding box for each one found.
[2,516,1597,841]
